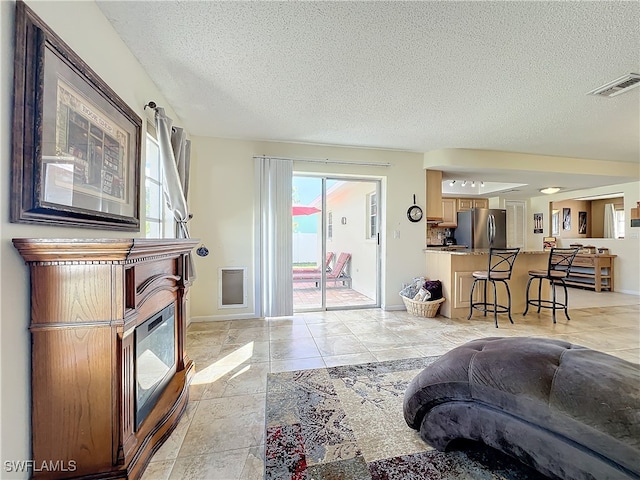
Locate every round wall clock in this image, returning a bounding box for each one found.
[407,205,423,222]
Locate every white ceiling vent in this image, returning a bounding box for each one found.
[587,73,640,97]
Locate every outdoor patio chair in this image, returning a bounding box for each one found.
[293,252,352,287]
[293,251,334,274]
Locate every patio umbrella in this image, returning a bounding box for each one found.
[292,205,321,216]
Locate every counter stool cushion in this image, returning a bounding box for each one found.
[472,270,510,280]
[528,269,567,279]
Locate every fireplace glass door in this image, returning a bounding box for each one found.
[135,303,176,428]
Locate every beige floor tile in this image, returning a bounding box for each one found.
[314,334,369,356]
[140,459,175,480]
[269,337,321,360]
[323,352,377,367]
[150,401,199,461]
[267,316,308,327]
[268,324,312,340]
[169,448,250,480]
[239,445,265,480]
[201,362,270,399]
[603,348,640,364]
[215,341,270,365]
[270,356,326,373]
[188,320,231,332]
[307,322,353,336]
[178,395,265,457]
[356,332,407,351]
[224,327,271,344]
[228,318,270,330]
[372,346,424,362]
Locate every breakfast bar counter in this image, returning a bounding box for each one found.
[425,248,549,319]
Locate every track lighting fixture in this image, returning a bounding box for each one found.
[449,180,456,186]
[461,181,467,187]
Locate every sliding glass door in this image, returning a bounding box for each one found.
[292,175,380,311]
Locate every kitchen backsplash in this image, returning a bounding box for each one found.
[427,225,448,245]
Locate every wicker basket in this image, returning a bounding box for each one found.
[401,295,445,318]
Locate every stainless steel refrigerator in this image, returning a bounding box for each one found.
[454,208,507,248]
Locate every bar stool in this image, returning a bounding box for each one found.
[467,247,521,328]
[523,247,580,323]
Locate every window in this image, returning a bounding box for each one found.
[367,192,378,239]
[552,210,559,236]
[615,209,625,238]
[145,133,171,238]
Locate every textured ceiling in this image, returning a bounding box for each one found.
[97,1,640,189]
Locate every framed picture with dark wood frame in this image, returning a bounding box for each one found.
[10,1,141,230]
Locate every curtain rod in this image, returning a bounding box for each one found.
[253,155,391,167]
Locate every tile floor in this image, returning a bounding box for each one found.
[141,288,639,480]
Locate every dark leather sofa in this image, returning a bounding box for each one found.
[403,337,640,480]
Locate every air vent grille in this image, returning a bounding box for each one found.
[588,73,640,97]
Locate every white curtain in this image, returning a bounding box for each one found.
[604,203,616,238]
[155,107,192,238]
[256,157,293,317]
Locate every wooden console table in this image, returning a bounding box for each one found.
[565,254,616,292]
[13,238,198,480]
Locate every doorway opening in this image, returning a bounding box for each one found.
[292,175,380,311]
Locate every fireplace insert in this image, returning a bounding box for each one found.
[135,303,176,429]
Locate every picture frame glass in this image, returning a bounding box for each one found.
[40,48,137,219]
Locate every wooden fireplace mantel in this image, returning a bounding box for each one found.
[13,238,199,480]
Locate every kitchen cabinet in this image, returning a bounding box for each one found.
[440,198,458,227]
[438,197,489,227]
[426,170,443,221]
[457,198,488,211]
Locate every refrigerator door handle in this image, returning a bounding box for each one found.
[488,214,495,246]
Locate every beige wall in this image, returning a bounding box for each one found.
[528,181,640,295]
[1,1,179,474]
[188,137,426,319]
[551,199,592,238]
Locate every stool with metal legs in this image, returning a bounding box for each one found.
[467,247,520,328]
[523,247,579,323]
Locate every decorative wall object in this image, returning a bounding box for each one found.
[578,211,587,234]
[631,201,640,228]
[543,237,557,251]
[533,213,543,234]
[10,1,141,230]
[563,208,571,230]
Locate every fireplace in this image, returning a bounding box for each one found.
[135,303,176,429]
[14,238,199,479]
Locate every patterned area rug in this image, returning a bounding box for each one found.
[265,357,546,480]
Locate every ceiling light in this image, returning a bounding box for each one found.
[449,180,456,186]
[480,181,484,187]
[540,187,561,195]
[471,181,476,187]
[461,181,467,187]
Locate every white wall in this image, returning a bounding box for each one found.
[528,181,640,295]
[188,137,426,319]
[1,1,179,475]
